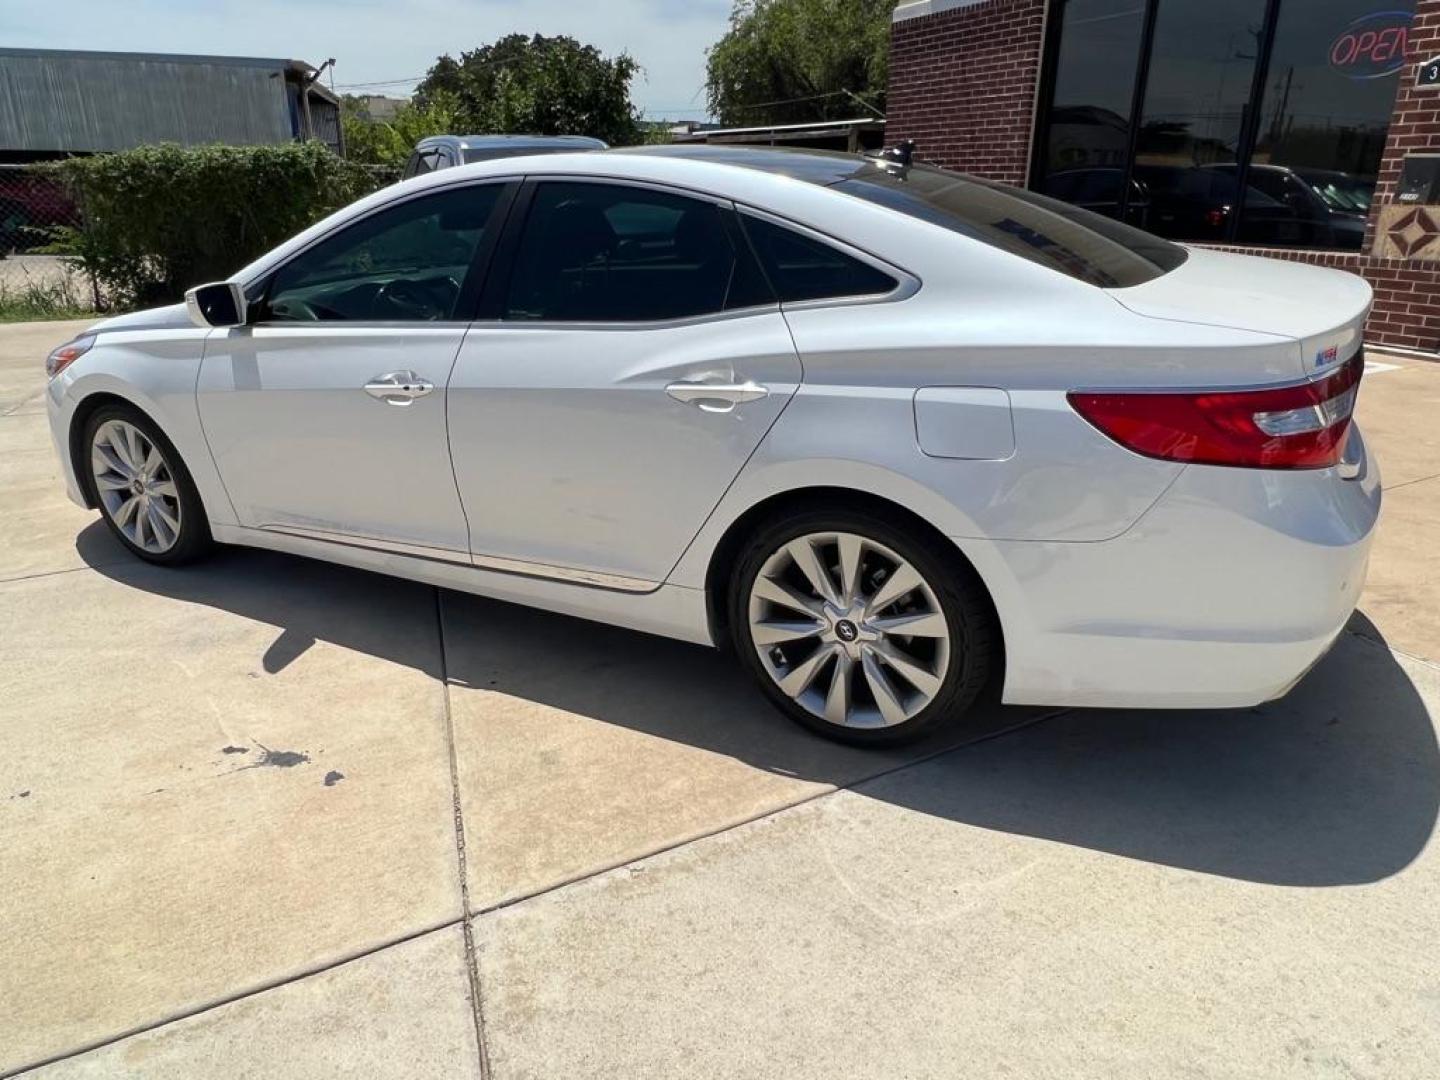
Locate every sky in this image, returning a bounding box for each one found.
[0,0,733,119]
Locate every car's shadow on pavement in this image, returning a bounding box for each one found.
[82,526,1440,889]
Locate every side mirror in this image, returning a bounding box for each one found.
[184,282,247,328]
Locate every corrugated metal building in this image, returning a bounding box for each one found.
[0,48,342,160]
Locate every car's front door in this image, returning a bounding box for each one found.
[447,179,802,588]
[198,180,511,558]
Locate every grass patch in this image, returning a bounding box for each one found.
[0,266,94,322]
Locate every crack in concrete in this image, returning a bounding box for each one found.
[1384,470,1440,494]
[0,698,1069,1078]
[0,562,129,587]
[436,587,493,1080]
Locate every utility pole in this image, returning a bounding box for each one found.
[301,58,336,143]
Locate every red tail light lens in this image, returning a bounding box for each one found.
[1068,352,1363,470]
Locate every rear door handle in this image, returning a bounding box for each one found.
[364,371,434,406]
[665,380,769,413]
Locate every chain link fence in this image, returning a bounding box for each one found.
[0,164,95,316]
[0,164,80,254]
[0,156,402,316]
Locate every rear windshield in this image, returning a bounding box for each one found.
[834,162,1187,288]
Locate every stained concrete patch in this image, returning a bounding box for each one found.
[442,592,1046,911]
[474,633,1440,1079]
[251,745,309,769]
[0,554,460,1074]
[26,926,482,1079]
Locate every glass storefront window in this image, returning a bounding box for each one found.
[1032,0,1415,251]
[1242,1,1414,249]
[1034,1,1147,223]
[1130,0,1266,242]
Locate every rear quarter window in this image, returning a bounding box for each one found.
[740,214,898,303]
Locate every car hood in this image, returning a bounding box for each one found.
[1109,246,1372,374]
[88,303,192,334]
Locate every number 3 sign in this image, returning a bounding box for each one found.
[1420,55,1440,89]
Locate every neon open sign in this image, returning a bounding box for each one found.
[1329,10,1414,80]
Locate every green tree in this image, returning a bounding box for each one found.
[341,94,462,167]
[706,0,894,126]
[415,34,641,145]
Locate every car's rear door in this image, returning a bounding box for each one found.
[198,179,514,559]
[446,177,801,588]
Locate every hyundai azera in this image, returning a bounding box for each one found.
[44,146,1380,744]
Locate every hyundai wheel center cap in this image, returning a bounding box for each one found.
[835,619,859,642]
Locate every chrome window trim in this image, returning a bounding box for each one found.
[735,204,921,310]
[258,524,658,593]
[470,551,657,593]
[258,524,473,565]
[479,302,783,334]
[517,173,737,209]
[242,320,478,332]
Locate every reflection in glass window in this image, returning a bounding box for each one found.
[1130,0,1266,241]
[834,162,1186,287]
[1035,0,1147,225]
[1033,0,1413,252]
[1244,0,1414,249]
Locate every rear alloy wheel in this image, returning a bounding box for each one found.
[84,405,211,565]
[731,511,996,745]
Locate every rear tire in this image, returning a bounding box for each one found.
[83,403,212,566]
[729,507,996,746]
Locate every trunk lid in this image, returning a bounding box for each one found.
[1109,246,1371,376]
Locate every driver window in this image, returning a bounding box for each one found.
[264,184,503,322]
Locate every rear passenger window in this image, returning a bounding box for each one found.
[741,214,898,302]
[503,182,762,322]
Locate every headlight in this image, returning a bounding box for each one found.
[45,335,94,379]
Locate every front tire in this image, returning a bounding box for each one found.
[83,403,212,565]
[729,508,997,746]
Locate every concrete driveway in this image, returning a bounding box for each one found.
[3,319,1438,1078]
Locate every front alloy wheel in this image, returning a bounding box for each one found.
[732,511,996,745]
[84,403,211,565]
[91,419,184,554]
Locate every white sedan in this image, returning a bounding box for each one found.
[44,146,1380,745]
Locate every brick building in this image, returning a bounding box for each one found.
[888,0,1440,355]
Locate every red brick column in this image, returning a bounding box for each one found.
[888,0,1048,185]
[1368,0,1440,247]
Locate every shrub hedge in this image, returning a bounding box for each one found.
[48,142,396,309]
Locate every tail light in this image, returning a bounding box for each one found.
[46,335,94,379]
[1068,352,1363,470]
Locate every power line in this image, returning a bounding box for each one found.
[334,77,424,90]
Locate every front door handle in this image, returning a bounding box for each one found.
[665,379,769,413]
[364,371,434,407]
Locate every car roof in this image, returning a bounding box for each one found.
[416,134,607,151]
[612,144,882,187]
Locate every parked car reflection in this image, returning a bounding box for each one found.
[1039,168,1151,228]
[1124,164,1370,249]
[1206,164,1369,250]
